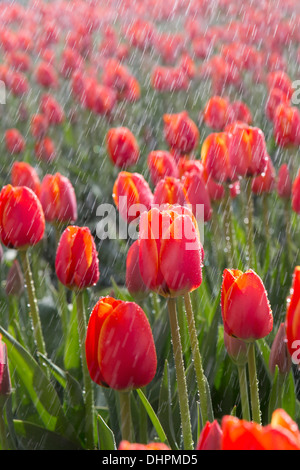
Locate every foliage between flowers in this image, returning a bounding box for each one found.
[0,0,299,451]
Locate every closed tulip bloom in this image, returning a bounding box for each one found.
[267,71,294,100]
[181,170,212,222]
[223,331,249,366]
[201,132,237,184]
[227,123,268,178]
[0,185,45,249]
[251,155,276,195]
[226,100,252,126]
[34,137,56,163]
[285,267,300,363]
[221,269,273,341]
[40,173,77,224]
[139,205,203,297]
[273,104,300,147]
[40,94,65,126]
[30,114,48,140]
[126,240,149,299]
[11,161,41,196]
[163,111,199,154]
[107,127,140,168]
[35,61,58,88]
[85,297,157,390]
[112,171,153,223]
[277,164,292,199]
[292,171,300,214]
[0,336,11,396]
[196,420,223,450]
[221,409,300,450]
[203,96,229,130]
[265,87,290,122]
[5,129,25,154]
[153,176,187,206]
[148,150,179,186]
[55,225,99,290]
[269,323,291,376]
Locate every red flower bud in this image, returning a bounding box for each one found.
[30,114,48,140]
[138,205,203,297]
[277,164,292,199]
[163,111,199,154]
[292,171,300,214]
[55,226,99,290]
[265,87,290,122]
[147,150,179,186]
[223,331,249,366]
[0,185,45,249]
[251,155,276,195]
[11,162,41,197]
[35,61,58,89]
[221,269,273,341]
[34,137,56,163]
[0,337,11,396]
[112,171,153,223]
[181,170,212,222]
[153,176,187,206]
[273,104,300,147]
[40,173,77,224]
[5,129,25,155]
[269,323,292,376]
[40,94,65,126]
[196,420,223,450]
[107,127,140,168]
[201,132,237,184]
[285,267,300,364]
[85,297,157,390]
[203,96,229,130]
[226,100,252,126]
[126,240,149,299]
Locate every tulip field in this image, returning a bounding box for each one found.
[1,0,300,453]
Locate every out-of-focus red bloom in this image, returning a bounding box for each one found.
[40,94,65,125]
[7,51,31,72]
[265,87,290,122]
[273,104,300,147]
[269,322,292,376]
[151,66,189,92]
[34,137,56,163]
[124,19,156,50]
[55,225,99,291]
[251,155,276,195]
[148,150,179,186]
[112,171,153,223]
[163,112,199,155]
[292,171,300,214]
[0,185,45,249]
[60,46,83,78]
[153,176,187,206]
[201,132,237,184]
[39,173,77,225]
[7,70,29,96]
[277,164,292,199]
[92,84,117,116]
[126,240,149,300]
[11,161,41,196]
[102,59,140,103]
[221,409,300,450]
[221,269,273,341]
[285,266,300,364]
[179,53,196,80]
[138,205,203,297]
[181,170,212,222]
[267,71,294,100]
[85,297,157,390]
[106,127,140,168]
[0,335,11,396]
[5,129,25,154]
[35,61,58,88]
[196,420,223,450]
[155,32,185,65]
[227,122,268,178]
[118,441,170,450]
[30,113,48,140]
[226,100,252,125]
[223,331,249,366]
[203,96,229,130]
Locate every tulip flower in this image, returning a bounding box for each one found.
[30,113,48,140]
[201,132,236,184]
[112,171,153,224]
[118,441,170,450]
[126,240,149,300]
[273,104,300,147]
[5,129,25,154]
[292,170,300,214]
[285,266,300,368]
[11,161,41,196]
[196,420,222,450]
[267,71,294,100]
[277,164,292,200]
[163,111,199,155]
[106,127,140,168]
[34,137,56,163]
[181,170,212,222]
[40,93,65,126]
[203,96,229,130]
[35,61,58,88]
[226,100,252,126]
[265,87,290,122]
[39,173,77,226]
[221,409,300,450]
[147,150,179,186]
[269,323,292,376]
[153,176,187,206]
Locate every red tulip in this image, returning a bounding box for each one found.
[85,297,157,390]
[221,269,273,341]
[203,96,229,130]
[0,336,11,396]
[34,137,56,163]
[201,132,237,184]
[138,205,203,297]
[226,100,252,126]
[5,129,25,154]
[106,127,140,168]
[147,150,179,186]
[223,331,249,366]
[112,171,153,223]
[163,112,199,155]
[40,173,77,224]
[196,420,223,450]
[267,71,294,100]
[292,171,300,214]
[55,226,99,291]
[277,164,292,199]
[181,170,212,222]
[11,161,41,196]
[40,94,65,126]
[251,155,276,195]
[0,185,45,249]
[30,114,48,139]
[126,240,149,299]
[269,323,292,376]
[265,87,290,122]
[273,104,300,147]
[285,266,300,365]
[35,61,58,88]
[153,176,187,206]
[118,441,170,450]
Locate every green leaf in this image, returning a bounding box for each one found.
[0,326,81,447]
[97,414,117,450]
[136,388,169,446]
[157,360,178,450]
[63,295,80,374]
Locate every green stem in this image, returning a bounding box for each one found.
[167,298,194,450]
[55,225,69,340]
[237,365,251,421]
[246,178,254,269]
[224,184,235,267]
[119,391,133,442]
[75,291,95,449]
[19,249,48,376]
[183,292,209,425]
[247,342,261,424]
